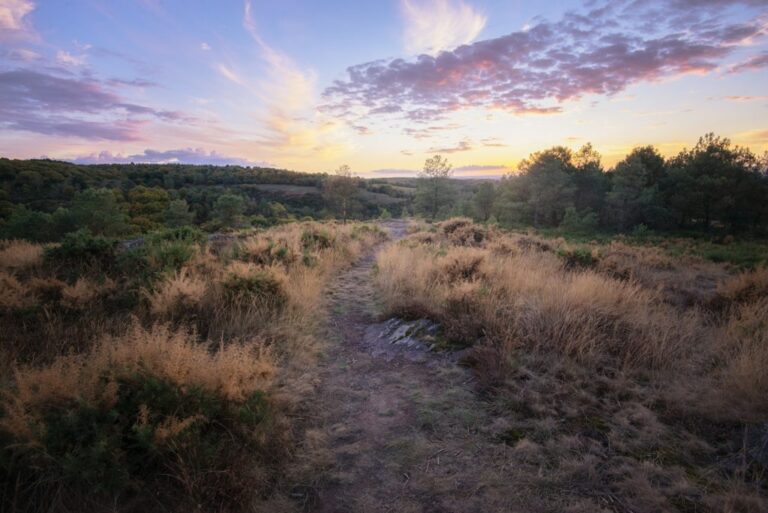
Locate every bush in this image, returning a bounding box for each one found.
[557,246,597,269]
[147,240,196,272]
[44,229,117,278]
[560,207,598,233]
[300,226,333,251]
[222,264,288,309]
[0,324,280,511]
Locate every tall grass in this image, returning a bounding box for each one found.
[376,219,765,420]
[0,221,387,511]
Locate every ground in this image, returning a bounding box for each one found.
[305,221,564,513]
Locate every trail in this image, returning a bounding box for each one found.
[309,220,532,513]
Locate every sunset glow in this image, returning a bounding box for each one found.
[1,0,767,175]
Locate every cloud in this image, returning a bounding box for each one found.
[72,148,272,166]
[5,47,40,61]
[404,123,462,139]
[0,0,35,40]
[736,128,768,144]
[240,0,345,160]
[200,42,211,51]
[369,167,418,176]
[217,64,245,85]
[323,0,768,123]
[480,137,507,147]
[453,164,508,172]
[730,52,768,73]
[716,95,768,101]
[400,0,486,55]
[0,68,192,141]
[428,139,472,153]
[56,50,87,67]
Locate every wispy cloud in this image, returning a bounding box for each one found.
[240,0,345,160]
[730,51,768,73]
[56,50,87,66]
[0,0,35,41]
[217,63,245,85]
[400,0,486,55]
[428,139,472,153]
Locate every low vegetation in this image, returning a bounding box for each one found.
[0,221,387,512]
[376,218,768,511]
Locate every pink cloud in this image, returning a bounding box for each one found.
[322,0,768,122]
[0,69,193,141]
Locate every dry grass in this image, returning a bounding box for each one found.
[375,218,768,510]
[0,220,387,511]
[2,323,274,426]
[146,269,207,318]
[0,239,44,270]
[377,242,703,367]
[715,296,768,422]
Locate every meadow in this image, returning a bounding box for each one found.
[375,218,768,511]
[0,222,387,512]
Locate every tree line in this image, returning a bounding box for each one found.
[0,159,404,241]
[414,134,768,235]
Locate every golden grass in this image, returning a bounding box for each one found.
[377,242,702,367]
[1,322,275,442]
[715,297,768,422]
[0,239,44,270]
[146,269,208,318]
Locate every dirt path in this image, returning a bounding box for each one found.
[309,220,537,513]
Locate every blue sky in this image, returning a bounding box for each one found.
[1,0,767,175]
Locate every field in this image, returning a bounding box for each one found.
[1,215,766,512]
[0,222,388,511]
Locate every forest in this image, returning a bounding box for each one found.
[2,134,767,245]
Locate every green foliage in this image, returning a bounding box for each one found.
[147,240,196,272]
[301,226,333,251]
[1,373,271,499]
[323,165,360,222]
[148,226,206,245]
[557,246,597,269]
[44,229,117,277]
[163,198,195,227]
[378,208,392,220]
[70,188,130,237]
[128,186,170,232]
[1,206,54,242]
[472,181,496,222]
[222,270,287,307]
[560,207,598,233]
[415,155,455,220]
[212,193,246,228]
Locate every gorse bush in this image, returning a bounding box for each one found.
[0,323,281,510]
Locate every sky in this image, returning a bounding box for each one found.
[0,0,767,177]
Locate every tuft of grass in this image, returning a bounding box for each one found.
[0,240,44,271]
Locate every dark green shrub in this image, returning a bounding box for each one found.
[557,246,597,269]
[222,270,287,308]
[147,240,196,272]
[44,229,117,278]
[300,227,333,251]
